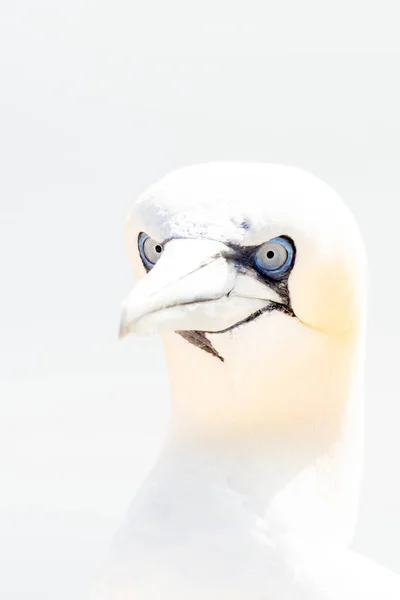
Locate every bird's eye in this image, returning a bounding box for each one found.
[253,236,294,278]
[138,232,164,269]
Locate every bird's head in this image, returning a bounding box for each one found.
[120,163,366,436]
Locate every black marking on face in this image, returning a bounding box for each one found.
[176,330,224,362]
[203,301,294,335]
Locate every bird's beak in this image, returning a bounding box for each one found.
[119,238,280,337]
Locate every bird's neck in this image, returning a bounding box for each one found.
[159,326,364,547]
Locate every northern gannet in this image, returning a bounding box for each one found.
[96,163,400,599]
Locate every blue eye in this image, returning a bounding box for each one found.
[253,236,294,278]
[138,232,164,269]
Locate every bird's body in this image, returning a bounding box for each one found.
[92,163,400,599]
[96,441,400,599]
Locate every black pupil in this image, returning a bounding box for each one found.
[155,244,162,253]
[266,250,275,259]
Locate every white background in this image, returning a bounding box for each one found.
[1,1,400,598]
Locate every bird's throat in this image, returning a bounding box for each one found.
[161,325,364,547]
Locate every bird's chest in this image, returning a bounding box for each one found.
[97,483,319,600]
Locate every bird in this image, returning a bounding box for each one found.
[92,163,400,599]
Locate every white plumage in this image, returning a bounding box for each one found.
[93,163,400,599]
